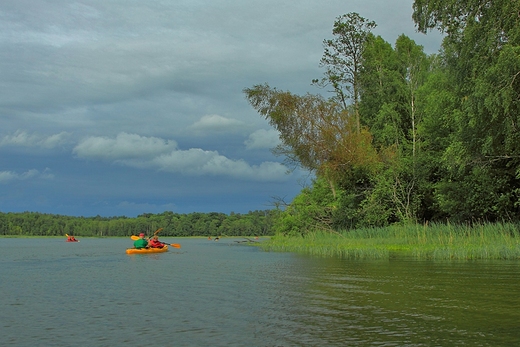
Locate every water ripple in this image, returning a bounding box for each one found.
[1,238,519,346]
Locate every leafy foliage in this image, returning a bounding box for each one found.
[313,12,377,131]
[243,84,382,189]
[244,6,520,233]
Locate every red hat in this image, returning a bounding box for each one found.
[139,233,145,237]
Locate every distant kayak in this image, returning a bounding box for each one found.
[65,234,78,242]
[126,245,169,254]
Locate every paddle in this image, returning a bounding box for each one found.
[130,235,181,249]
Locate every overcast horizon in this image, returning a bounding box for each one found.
[0,0,443,217]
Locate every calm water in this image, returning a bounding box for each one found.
[1,237,519,347]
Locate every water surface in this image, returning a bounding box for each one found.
[1,238,519,346]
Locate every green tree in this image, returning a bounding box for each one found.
[413,0,520,221]
[313,12,377,133]
[244,83,380,200]
[394,34,430,162]
[359,34,403,148]
[273,177,342,234]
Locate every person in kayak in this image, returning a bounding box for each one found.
[148,235,164,248]
[133,233,149,249]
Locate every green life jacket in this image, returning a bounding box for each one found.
[133,238,148,249]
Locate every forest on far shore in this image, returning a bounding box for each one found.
[0,210,277,237]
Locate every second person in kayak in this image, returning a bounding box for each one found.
[148,235,164,248]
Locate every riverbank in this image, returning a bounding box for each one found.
[257,223,520,260]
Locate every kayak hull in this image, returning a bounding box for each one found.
[126,245,169,254]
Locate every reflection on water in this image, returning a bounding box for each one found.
[1,238,519,346]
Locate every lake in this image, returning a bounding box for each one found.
[1,237,519,346]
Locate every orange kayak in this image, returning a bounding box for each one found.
[126,245,169,254]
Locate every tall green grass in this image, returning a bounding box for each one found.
[258,222,520,260]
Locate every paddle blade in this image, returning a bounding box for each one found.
[130,235,139,240]
[170,243,181,249]
[65,234,69,237]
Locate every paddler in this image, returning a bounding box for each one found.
[148,235,164,248]
[133,233,149,249]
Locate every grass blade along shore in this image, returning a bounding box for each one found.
[257,223,520,260]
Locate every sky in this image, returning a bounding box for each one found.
[0,0,443,217]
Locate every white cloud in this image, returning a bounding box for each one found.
[40,132,72,149]
[245,129,281,149]
[148,148,289,181]
[0,130,71,149]
[119,147,289,182]
[73,132,177,160]
[72,132,289,181]
[0,171,18,182]
[0,168,54,183]
[189,115,247,134]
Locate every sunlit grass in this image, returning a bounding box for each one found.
[257,222,520,260]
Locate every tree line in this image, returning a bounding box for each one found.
[0,210,277,237]
[244,1,520,234]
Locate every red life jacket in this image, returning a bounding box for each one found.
[149,240,163,248]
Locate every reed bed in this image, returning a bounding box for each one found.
[258,222,520,260]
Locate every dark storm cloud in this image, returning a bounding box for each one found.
[0,0,443,216]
